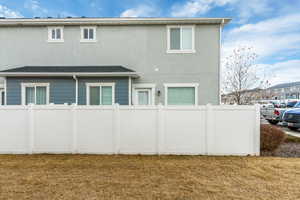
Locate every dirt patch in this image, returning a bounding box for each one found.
[0,155,299,200]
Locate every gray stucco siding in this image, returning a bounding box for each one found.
[6,77,76,105]
[0,24,221,105]
[78,77,129,105]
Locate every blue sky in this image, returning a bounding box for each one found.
[0,0,300,86]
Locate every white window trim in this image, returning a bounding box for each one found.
[21,83,50,105]
[86,82,115,105]
[164,83,199,106]
[133,83,156,105]
[167,25,195,54]
[47,26,64,43]
[80,26,97,43]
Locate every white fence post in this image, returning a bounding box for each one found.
[28,104,34,154]
[114,104,120,154]
[72,104,77,154]
[206,104,213,155]
[157,103,164,155]
[254,104,261,155]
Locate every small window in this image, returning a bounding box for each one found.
[86,83,115,105]
[81,26,97,42]
[48,27,64,42]
[167,26,195,53]
[21,83,49,105]
[164,83,198,105]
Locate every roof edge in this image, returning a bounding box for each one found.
[0,72,139,78]
[0,17,231,26]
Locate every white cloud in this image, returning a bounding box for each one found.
[235,0,271,23]
[24,0,48,16]
[171,0,236,17]
[258,60,300,86]
[171,0,271,23]
[223,13,300,59]
[0,5,23,18]
[120,5,157,17]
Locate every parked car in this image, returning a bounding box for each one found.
[282,103,300,130]
[261,100,299,125]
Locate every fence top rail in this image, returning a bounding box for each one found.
[0,104,258,111]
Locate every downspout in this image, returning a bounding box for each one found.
[4,77,6,105]
[219,19,225,105]
[73,75,78,105]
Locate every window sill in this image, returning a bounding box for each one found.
[47,40,64,43]
[80,39,97,43]
[167,49,196,54]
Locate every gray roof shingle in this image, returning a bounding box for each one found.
[0,66,135,73]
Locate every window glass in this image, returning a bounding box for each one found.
[89,29,94,39]
[138,91,149,105]
[1,91,4,105]
[25,87,35,105]
[56,29,61,39]
[90,86,100,105]
[182,28,192,50]
[51,29,56,39]
[36,86,47,105]
[167,87,195,105]
[84,29,89,39]
[101,86,113,105]
[170,28,180,50]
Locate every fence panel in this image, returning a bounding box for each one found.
[119,107,158,154]
[0,107,29,153]
[0,104,260,156]
[33,106,73,153]
[76,107,115,154]
[163,108,207,154]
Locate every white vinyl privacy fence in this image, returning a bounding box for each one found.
[0,104,260,155]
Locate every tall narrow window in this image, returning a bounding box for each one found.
[48,27,64,42]
[22,83,49,105]
[81,26,97,42]
[167,26,195,53]
[86,83,114,105]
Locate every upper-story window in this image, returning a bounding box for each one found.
[81,26,97,42]
[48,27,64,42]
[167,26,195,53]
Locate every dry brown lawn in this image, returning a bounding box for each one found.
[0,155,299,200]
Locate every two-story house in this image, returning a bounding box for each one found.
[0,17,230,106]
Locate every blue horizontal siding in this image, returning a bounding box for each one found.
[6,77,129,105]
[6,77,76,105]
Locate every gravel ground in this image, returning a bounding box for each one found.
[262,142,300,157]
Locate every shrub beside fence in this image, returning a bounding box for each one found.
[0,104,260,155]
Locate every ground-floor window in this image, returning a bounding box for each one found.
[21,83,50,105]
[164,83,198,105]
[86,83,115,105]
[0,89,4,105]
[133,84,155,105]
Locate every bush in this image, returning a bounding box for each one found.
[260,124,286,152]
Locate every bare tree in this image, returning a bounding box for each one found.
[223,46,263,105]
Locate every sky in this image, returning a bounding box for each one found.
[0,0,299,86]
